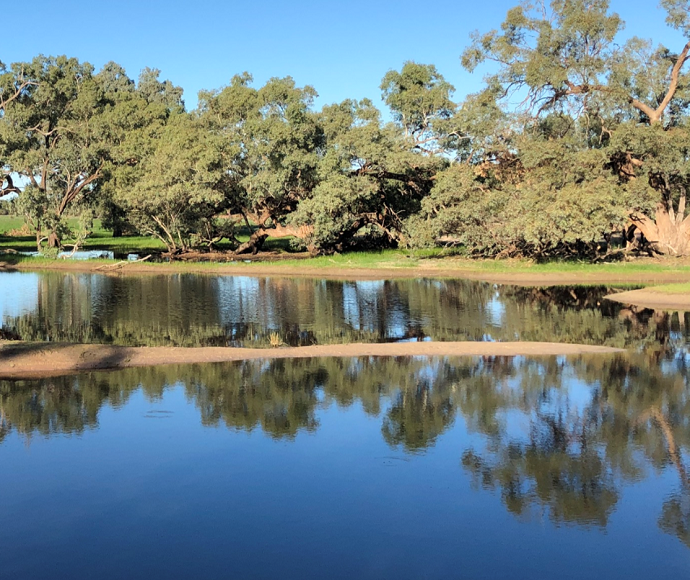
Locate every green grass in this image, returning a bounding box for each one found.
[644,282,690,294]
[0,216,299,255]
[262,254,690,275]
[3,248,690,284]
[0,216,166,253]
[0,215,26,232]
[2,215,690,281]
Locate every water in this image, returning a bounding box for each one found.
[1,355,688,579]
[0,271,687,351]
[1,270,689,578]
[15,250,139,260]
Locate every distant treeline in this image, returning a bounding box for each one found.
[1,0,690,258]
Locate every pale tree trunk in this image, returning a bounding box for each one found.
[631,190,690,256]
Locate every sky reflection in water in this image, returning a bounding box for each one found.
[1,354,689,579]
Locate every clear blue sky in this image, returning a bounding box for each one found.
[4,1,685,110]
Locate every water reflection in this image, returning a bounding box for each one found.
[1,354,688,549]
[1,271,688,353]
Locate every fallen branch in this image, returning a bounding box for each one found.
[94,254,152,271]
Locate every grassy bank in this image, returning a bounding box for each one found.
[0,216,165,253]
[2,249,690,286]
[3,215,690,284]
[643,282,690,294]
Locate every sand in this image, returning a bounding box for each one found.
[605,289,690,310]
[0,341,625,379]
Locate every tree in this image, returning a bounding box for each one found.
[292,63,452,253]
[137,67,184,110]
[122,114,225,253]
[96,63,185,238]
[0,60,35,196]
[380,61,456,154]
[461,0,690,255]
[199,74,323,254]
[0,56,111,248]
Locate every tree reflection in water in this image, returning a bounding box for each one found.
[2,272,689,352]
[1,352,689,546]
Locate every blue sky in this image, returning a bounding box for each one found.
[3,1,686,110]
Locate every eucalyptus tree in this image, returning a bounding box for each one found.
[97,64,185,238]
[122,113,225,253]
[293,62,453,252]
[198,74,324,253]
[0,56,113,248]
[136,67,185,109]
[0,60,35,196]
[380,61,456,154]
[459,0,690,255]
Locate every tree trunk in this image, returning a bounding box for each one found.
[631,200,690,256]
[233,222,315,255]
[47,231,60,250]
[235,231,268,255]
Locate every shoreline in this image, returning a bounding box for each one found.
[3,256,690,286]
[605,288,690,310]
[0,341,626,379]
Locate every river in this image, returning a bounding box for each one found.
[0,271,688,578]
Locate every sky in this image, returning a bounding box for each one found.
[2,1,687,111]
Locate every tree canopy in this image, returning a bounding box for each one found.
[2,1,690,257]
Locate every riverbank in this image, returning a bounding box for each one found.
[606,284,690,310]
[0,341,625,379]
[3,253,690,286]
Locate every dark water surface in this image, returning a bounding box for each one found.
[0,270,688,350]
[1,355,689,579]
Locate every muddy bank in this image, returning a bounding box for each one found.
[605,289,690,310]
[0,341,625,379]
[5,257,690,286]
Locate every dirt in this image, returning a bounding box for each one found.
[6,256,690,286]
[605,288,690,310]
[0,341,625,379]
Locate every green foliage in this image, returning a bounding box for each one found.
[2,1,690,259]
[123,115,225,252]
[380,61,456,152]
[198,74,324,252]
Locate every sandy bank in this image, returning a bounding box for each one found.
[605,289,690,310]
[6,257,690,286]
[0,341,625,379]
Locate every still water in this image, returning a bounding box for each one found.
[0,270,688,350]
[1,271,689,578]
[1,355,689,578]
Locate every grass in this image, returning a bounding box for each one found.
[2,214,690,282]
[644,282,690,294]
[0,216,297,254]
[0,216,168,253]
[0,216,26,232]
